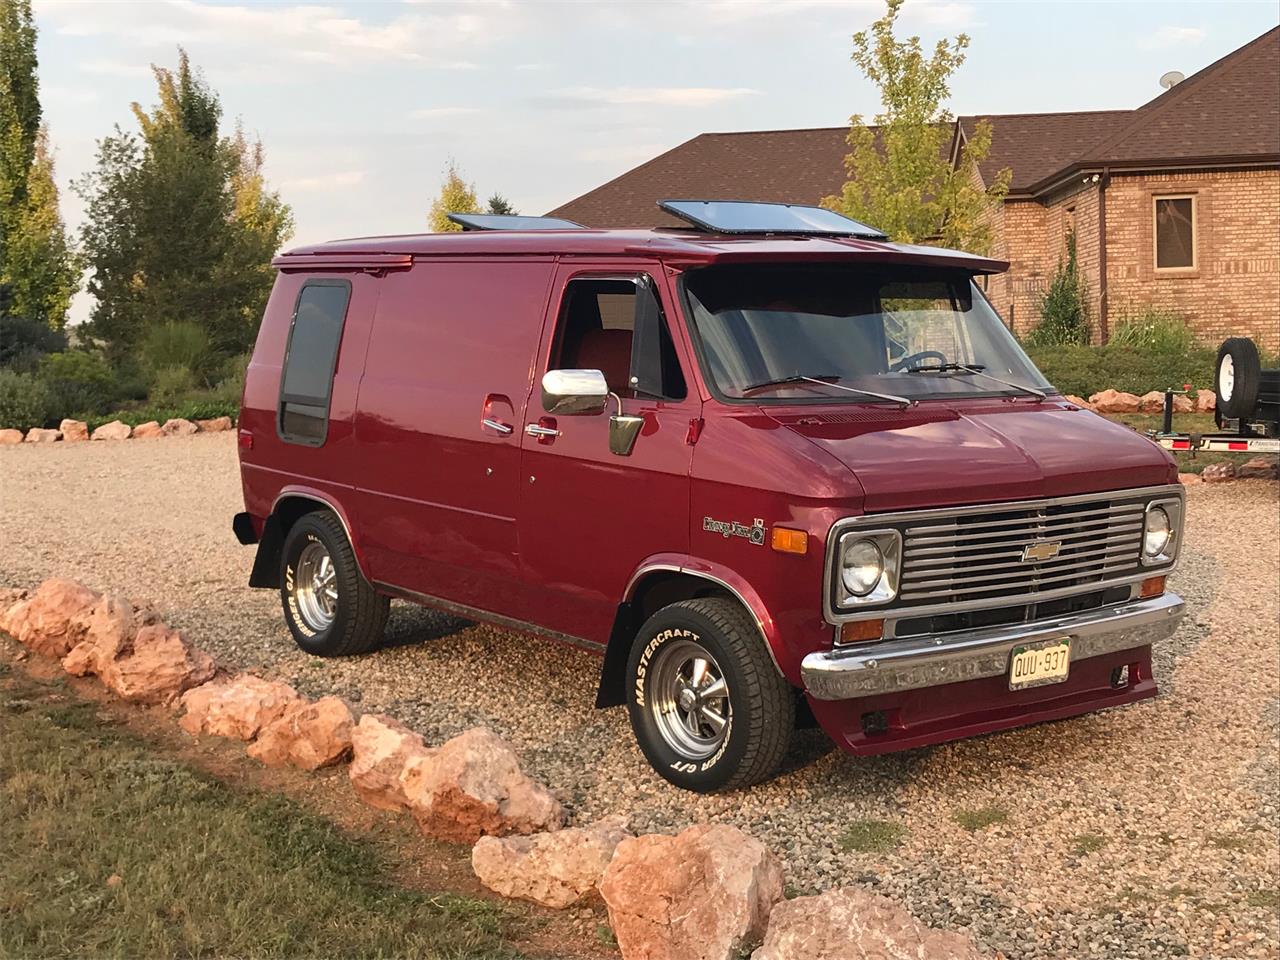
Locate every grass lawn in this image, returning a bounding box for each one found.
[1104,411,1259,474]
[0,661,540,960]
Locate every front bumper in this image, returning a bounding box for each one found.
[801,592,1184,701]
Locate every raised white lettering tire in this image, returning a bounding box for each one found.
[626,597,794,792]
[280,512,389,657]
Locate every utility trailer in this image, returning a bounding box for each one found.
[1152,336,1280,455]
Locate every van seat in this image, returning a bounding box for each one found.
[570,328,632,395]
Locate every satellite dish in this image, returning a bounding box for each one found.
[1159,70,1185,90]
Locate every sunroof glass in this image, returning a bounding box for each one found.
[446,213,585,231]
[659,200,886,239]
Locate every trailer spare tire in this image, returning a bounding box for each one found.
[1215,337,1262,420]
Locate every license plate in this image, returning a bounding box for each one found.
[1009,638,1071,690]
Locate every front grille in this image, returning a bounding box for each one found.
[897,496,1147,607]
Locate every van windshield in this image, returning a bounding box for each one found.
[683,265,1052,403]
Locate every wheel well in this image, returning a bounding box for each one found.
[247,496,328,589]
[595,570,748,709]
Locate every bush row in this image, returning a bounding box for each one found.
[1024,344,1218,398]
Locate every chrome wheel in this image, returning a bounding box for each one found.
[650,639,731,761]
[294,540,338,632]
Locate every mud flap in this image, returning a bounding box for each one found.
[248,514,284,589]
[595,603,641,709]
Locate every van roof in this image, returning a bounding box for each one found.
[273,229,1008,275]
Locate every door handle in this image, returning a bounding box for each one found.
[482,418,513,435]
[524,423,561,438]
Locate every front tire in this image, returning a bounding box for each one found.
[626,598,794,793]
[280,511,389,657]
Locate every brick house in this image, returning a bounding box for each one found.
[549,27,1279,349]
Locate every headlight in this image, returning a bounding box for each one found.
[1141,498,1182,565]
[832,530,901,607]
[841,539,884,596]
[1143,507,1170,558]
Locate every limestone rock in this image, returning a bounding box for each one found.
[1063,395,1091,409]
[59,419,89,442]
[132,421,162,439]
[195,416,233,432]
[24,427,60,442]
[0,428,24,444]
[248,696,354,769]
[62,595,216,704]
[349,713,433,811]
[91,420,132,441]
[1237,456,1279,480]
[1178,472,1202,485]
[402,726,565,843]
[751,887,988,960]
[179,674,302,740]
[1088,389,1141,414]
[600,824,784,960]
[472,817,630,908]
[1172,393,1194,413]
[1201,462,1237,483]
[160,418,198,437]
[1,578,100,657]
[1196,389,1216,412]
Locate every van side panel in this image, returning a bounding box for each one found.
[353,258,555,616]
[239,270,381,547]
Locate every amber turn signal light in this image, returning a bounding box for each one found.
[1140,576,1166,598]
[771,527,808,555]
[839,618,884,644]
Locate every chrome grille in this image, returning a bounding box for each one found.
[897,497,1146,606]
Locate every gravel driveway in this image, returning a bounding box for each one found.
[3,434,1277,959]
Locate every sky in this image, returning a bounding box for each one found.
[30,0,1280,325]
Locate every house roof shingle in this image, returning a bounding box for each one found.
[549,27,1280,225]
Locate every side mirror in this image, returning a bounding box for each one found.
[541,369,609,416]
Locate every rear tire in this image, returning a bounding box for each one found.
[280,511,388,657]
[626,598,794,793]
[1216,337,1261,420]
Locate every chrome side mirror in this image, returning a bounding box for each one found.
[541,369,609,416]
[609,410,645,456]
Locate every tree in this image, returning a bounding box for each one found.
[1027,229,1090,346]
[428,161,480,232]
[76,49,292,364]
[486,193,517,216]
[822,0,1010,254]
[0,0,77,328]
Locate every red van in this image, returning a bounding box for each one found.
[234,201,1185,793]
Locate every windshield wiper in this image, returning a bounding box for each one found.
[904,362,1046,401]
[743,373,914,408]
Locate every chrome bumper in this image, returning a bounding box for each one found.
[801,593,1184,701]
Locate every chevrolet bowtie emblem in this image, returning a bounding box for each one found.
[1022,541,1062,562]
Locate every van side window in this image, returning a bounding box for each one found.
[278,280,350,444]
[550,277,686,401]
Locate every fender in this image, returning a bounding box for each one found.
[249,486,369,588]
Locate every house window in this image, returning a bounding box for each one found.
[1154,196,1196,270]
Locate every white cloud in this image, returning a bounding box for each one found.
[280,170,366,192]
[79,59,155,78]
[551,86,758,108]
[410,106,483,119]
[1140,25,1206,50]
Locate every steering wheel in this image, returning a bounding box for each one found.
[890,350,948,373]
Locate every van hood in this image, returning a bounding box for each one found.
[771,400,1177,512]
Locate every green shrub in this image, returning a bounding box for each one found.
[36,351,117,417]
[1026,343,1216,398]
[140,322,212,383]
[1108,307,1197,354]
[212,352,250,404]
[0,316,67,372]
[85,398,239,431]
[1025,231,1089,347]
[149,364,198,405]
[0,369,55,430]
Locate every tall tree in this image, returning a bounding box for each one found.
[428,161,480,232]
[76,50,292,361]
[486,193,517,216]
[0,0,77,327]
[822,0,1010,254]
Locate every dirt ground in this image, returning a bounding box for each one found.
[2,432,1277,959]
